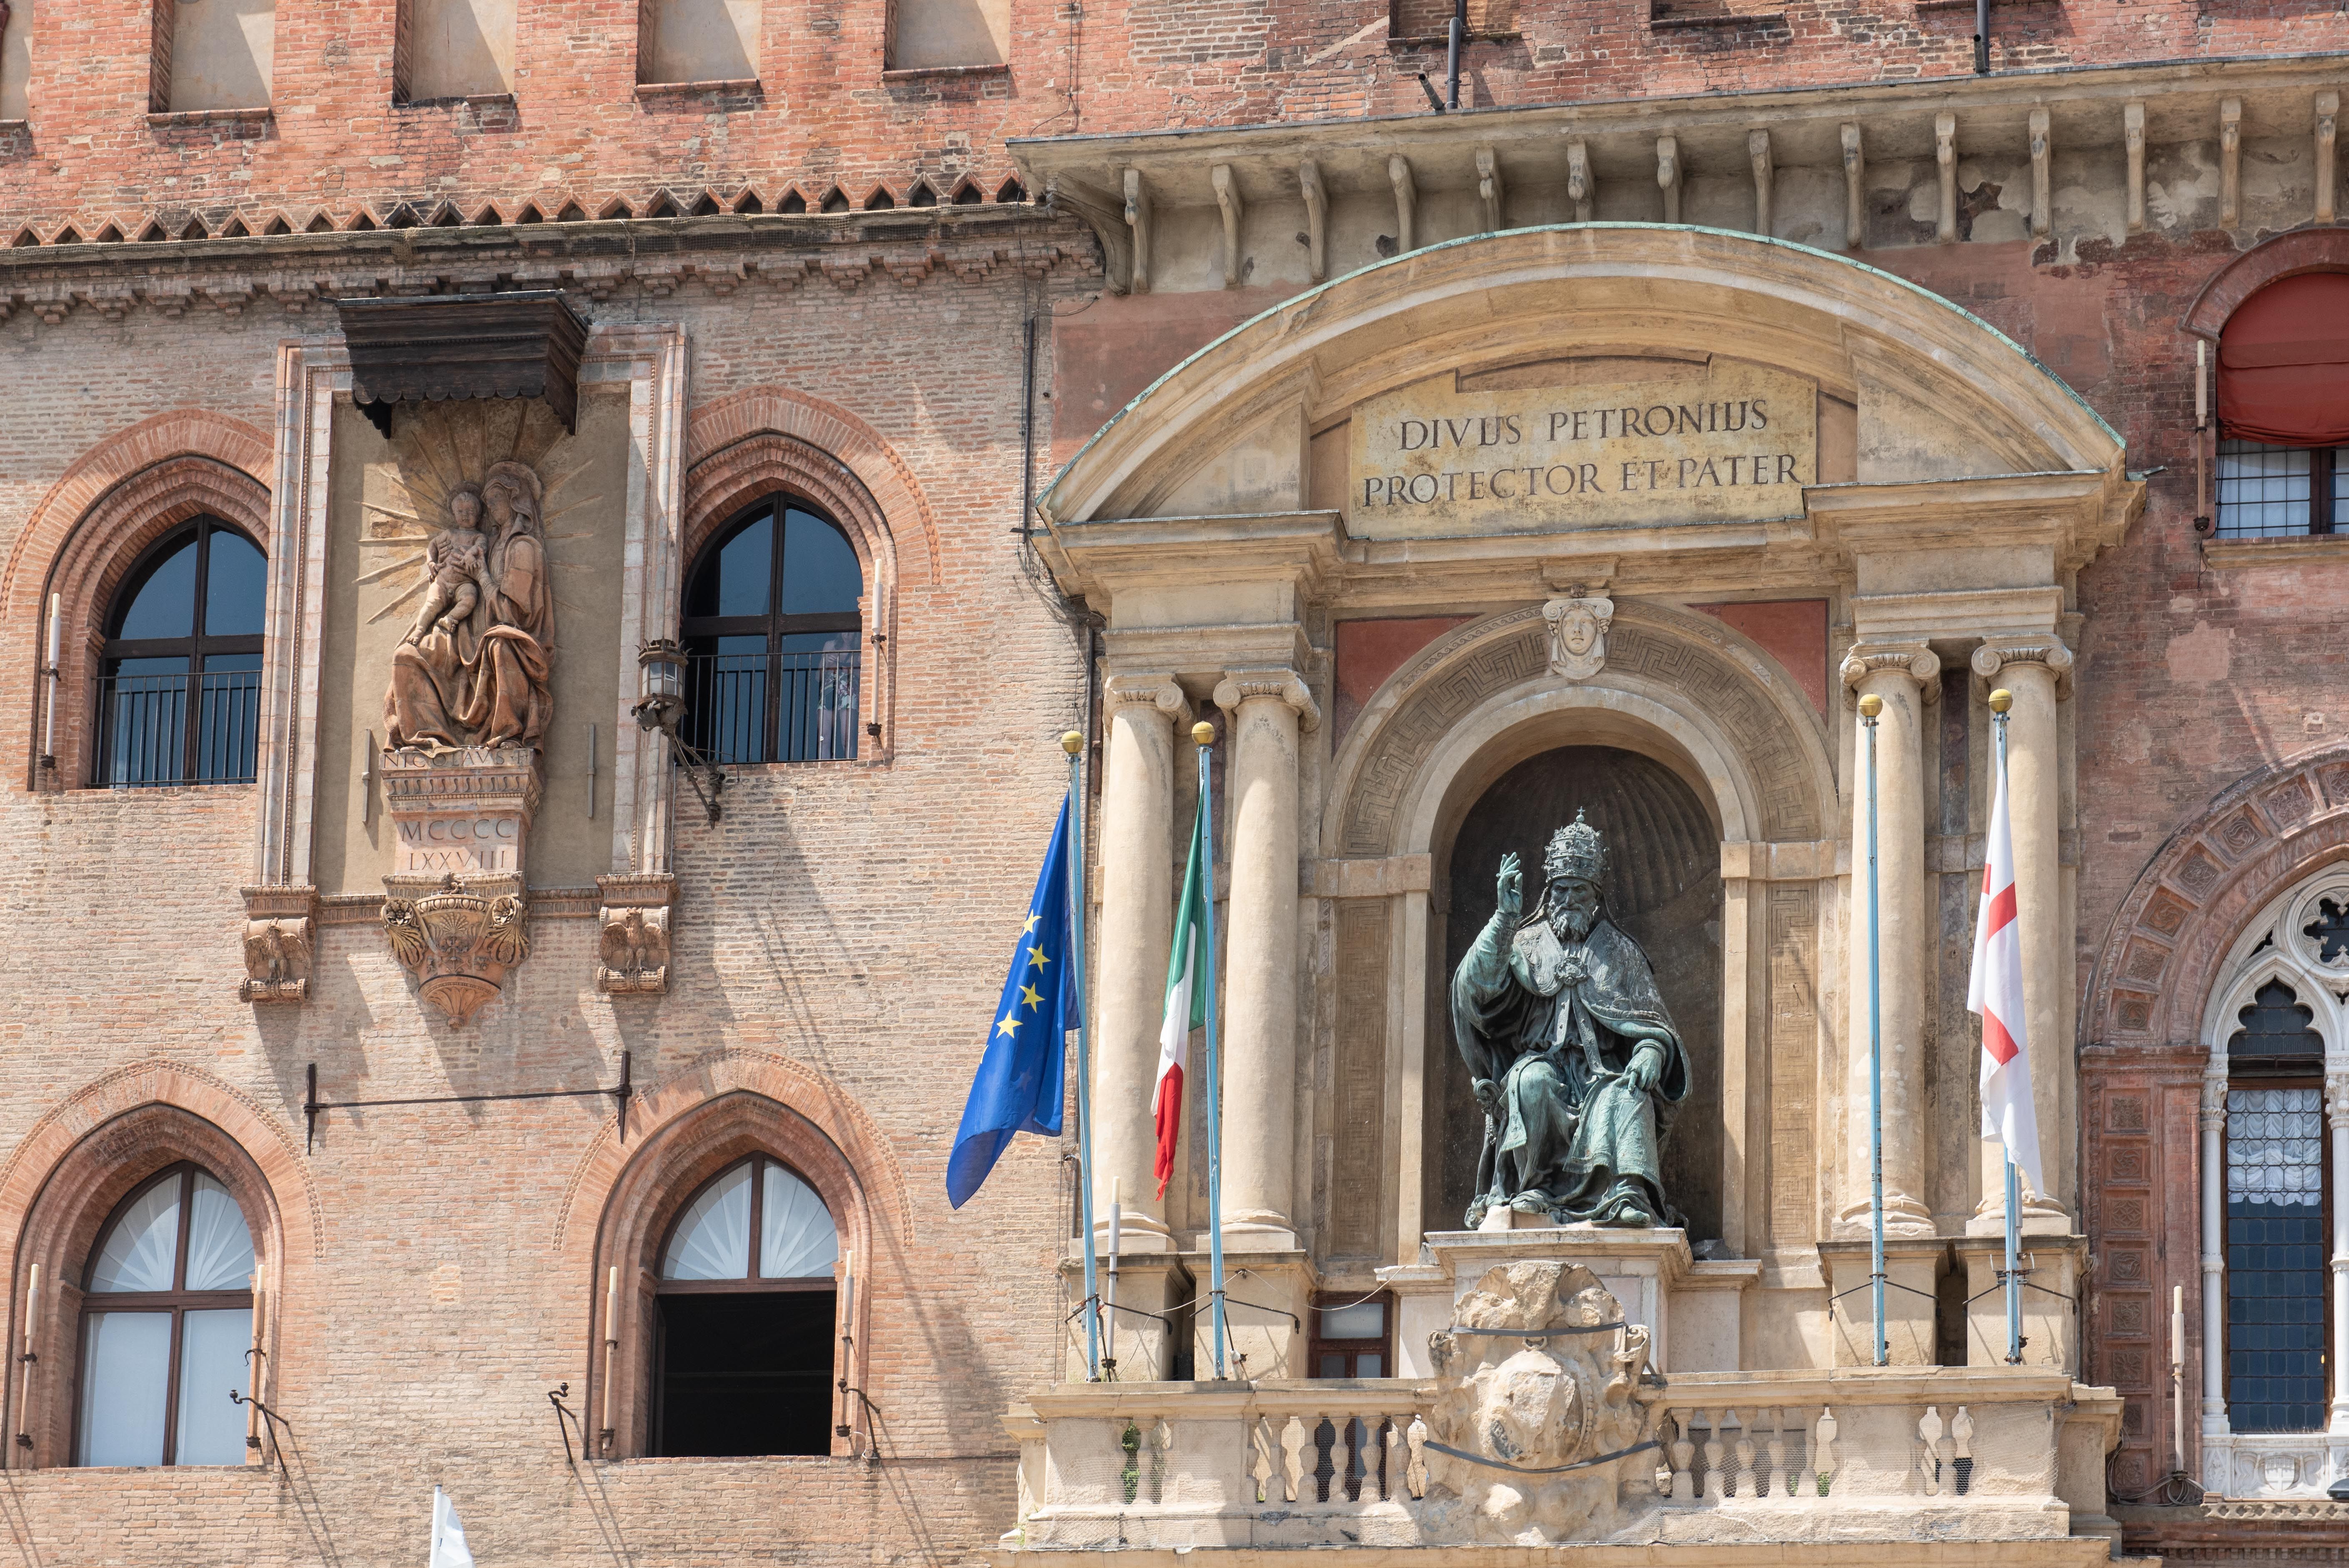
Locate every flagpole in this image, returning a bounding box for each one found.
[1192,719,1230,1380]
[1859,691,1888,1369]
[1063,731,1103,1382]
[1990,689,2024,1366]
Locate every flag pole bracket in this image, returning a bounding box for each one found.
[303,1052,634,1153]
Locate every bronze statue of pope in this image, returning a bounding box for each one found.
[1450,810,1690,1229]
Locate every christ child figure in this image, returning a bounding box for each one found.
[403,486,489,647]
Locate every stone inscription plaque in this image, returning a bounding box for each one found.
[1347,360,1818,539]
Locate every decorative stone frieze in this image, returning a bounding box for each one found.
[1543,596,1614,682]
[596,873,677,996]
[381,873,531,1027]
[238,885,319,1004]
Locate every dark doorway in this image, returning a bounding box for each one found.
[1431,744,1723,1243]
[654,1291,839,1457]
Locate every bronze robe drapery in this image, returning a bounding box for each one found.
[1450,910,1690,1227]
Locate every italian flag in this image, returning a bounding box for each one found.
[1154,805,1210,1200]
[1966,737,2045,1194]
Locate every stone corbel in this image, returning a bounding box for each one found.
[2028,108,2052,238]
[1045,175,1133,294]
[1212,669,1321,733]
[1935,113,1958,244]
[1655,136,1681,225]
[596,871,676,996]
[1299,160,1328,282]
[1839,642,1941,706]
[1971,637,2074,700]
[1211,165,1245,288]
[1839,122,1865,249]
[2219,98,2242,228]
[1565,140,1593,223]
[2124,100,2147,234]
[1122,167,1153,295]
[1543,596,1614,682]
[1387,155,1417,253]
[239,885,319,1004]
[1748,129,1773,237]
[2317,91,2339,227]
[381,874,530,1027]
[1475,146,1504,234]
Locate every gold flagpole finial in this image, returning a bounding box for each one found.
[1191,721,1216,746]
[1858,694,1883,719]
[1987,689,2013,714]
[1061,730,1084,755]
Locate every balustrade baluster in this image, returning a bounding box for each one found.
[1814,1407,1839,1496]
[1762,1408,1786,1498]
[1668,1410,1697,1501]
[1250,1417,1277,1504]
[1916,1405,1946,1496]
[1281,1415,1307,1503]
[1951,1406,1974,1496]
[1701,1409,1726,1501]
[1730,1408,1755,1498]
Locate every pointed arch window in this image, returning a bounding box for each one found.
[93,518,266,786]
[2224,981,2330,1434]
[652,1156,839,1456]
[679,499,862,764]
[76,1166,255,1467]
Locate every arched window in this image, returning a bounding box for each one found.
[2224,981,2328,1434]
[2212,272,2349,539]
[679,500,863,764]
[93,518,266,786]
[76,1166,255,1467]
[653,1156,839,1456]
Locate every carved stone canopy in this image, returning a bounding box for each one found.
[335,291,589,436]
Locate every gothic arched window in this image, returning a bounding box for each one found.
[652,1156,840,1456]
[679,499,863,764]
[94,518,266,786]
[76,1166,255,1467]
[2223,978,2330,1434]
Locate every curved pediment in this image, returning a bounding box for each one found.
[1039,224,2130,569]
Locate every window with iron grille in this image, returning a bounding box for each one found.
[2215,439,2346,539]
[93,518,266,787]
[680,499,863,764]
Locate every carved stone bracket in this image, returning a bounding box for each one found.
[1839,641,1942,706]
[596,872,676,996]
[1543,596,1615,682]
[239,884,319,1004]
[1212,668,1321,731]
[1971,636,2076,699]
[381,873,531,1026]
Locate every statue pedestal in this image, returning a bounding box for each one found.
[1380,1227,1758,1378]
[378,747,541,1024]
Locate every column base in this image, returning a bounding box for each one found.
[1182,1248,1316,1380]
[1058,1254,1192,1382]
[1817,1236,1949,1366]
[1830,1192,1938,1240]
[1218,1210,1301,1252]
[1091,1213,1180,1255]
[1954,1234,2084,1375]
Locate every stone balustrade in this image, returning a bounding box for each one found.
[999,1368,2123,1556]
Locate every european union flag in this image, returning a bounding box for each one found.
[947,794,1075,1208]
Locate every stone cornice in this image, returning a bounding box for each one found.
[0,207,1092,324]
[1806,470,2144,571]
[1040,511,1347,604]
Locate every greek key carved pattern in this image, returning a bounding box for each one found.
[1339,605,1821,856]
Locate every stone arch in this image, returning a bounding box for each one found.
[0,1061,315,1468]
[2085,741,2349,1048]
[2182,228,2349,340]
[555,1049,907,1460]
[4,413,275,791]
[1327,599,1835,864]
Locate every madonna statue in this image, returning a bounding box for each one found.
[384,459,555,755]
[1451,811,1691,1229]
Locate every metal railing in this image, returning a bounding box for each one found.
[92,670,262,787]
[684,649,861,764]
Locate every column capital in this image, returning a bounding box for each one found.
[2202,1068,2229,1128]
[1839,641,1940,704]
[2326,1070,2349,1129]
[1103,673,1192,722]
[1212,668,1321,732]
[1971,636,2075,698]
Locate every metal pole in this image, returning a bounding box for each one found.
[1996,704,2023,1365]
[1445,0,1463,110]
[1195,722,1230,1380]
[1064,733,1102,1381]
[1861,693,1887,1368]
[1973,0,1989,73]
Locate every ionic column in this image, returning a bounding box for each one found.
[1839,644,1939,1235]
[1094,674,1190,1251]
[2328,1072,2349,1434]
[1972,639,2076,1225]
[1212,669,1320,1249]
[2201,1067,2229,1452]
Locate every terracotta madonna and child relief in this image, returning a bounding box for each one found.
[1451,810,1691,1229]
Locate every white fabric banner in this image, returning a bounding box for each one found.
[430,1485,477,1568]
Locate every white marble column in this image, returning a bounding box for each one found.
[2328,1072,2349,1433]
[1972,639,2077,1225]
[1839,644,1939,1235]
[1212,669,1319,1249]
[1094,674,1190,1250]
[2201,1065,2230,1461]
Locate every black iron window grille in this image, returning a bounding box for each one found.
[2215,440,2347,539]
[92,518,266,787]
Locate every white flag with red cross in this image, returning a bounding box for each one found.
[1967,744,2044,1194]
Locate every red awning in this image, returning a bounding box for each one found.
[2219,271,2349,447]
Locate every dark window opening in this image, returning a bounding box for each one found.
[2215,439,2345,539]
[2224,1080,2329,1433]
[680,501,863,763]
[94,518,266,787]
[1308,1293,1392,1379]
[651,1155,841,1458]
[2231,979,2326,1062]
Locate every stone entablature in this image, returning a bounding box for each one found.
[1014,56,2349,294]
